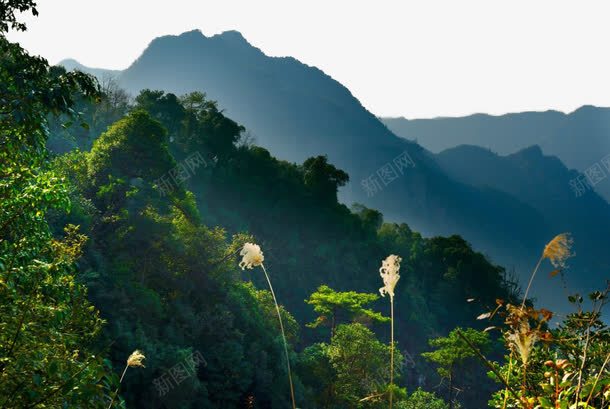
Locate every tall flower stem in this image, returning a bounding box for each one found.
[585,352,610,407]
[521,256,543,309]
[378,254,401,409]
[107,350,145,409]
[508,255,544,408]
[261,264,296,409]
[389,297,394,409]
[107,365,129,409]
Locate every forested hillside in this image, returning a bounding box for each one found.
[47,81,517,408]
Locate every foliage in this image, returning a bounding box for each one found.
[88,110,176,190]
[422,328,490,408]
[298,342,337,407]
[422,328,491,379]
[483,292,610,409]
[50,108,303,408]
[46,86,518,408]
[47,74,131,153]
[134,89,185,137]
[328,323,404,407]
[0,0,38,32]
[0,6,116,406]
[305,285,389,338]
[397,388,450,409]
[302,155,349,202]
[297,323,404,409]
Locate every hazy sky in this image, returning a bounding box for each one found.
[7,0,610,118]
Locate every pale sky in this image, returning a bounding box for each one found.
[7,0,610,118]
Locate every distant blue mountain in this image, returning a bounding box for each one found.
[60,58,121,79]
[383,107,610,202]
[60,30,610,313]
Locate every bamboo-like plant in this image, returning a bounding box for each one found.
[107,350,146,409]
[379,254,402,409]
[240,243,296,409]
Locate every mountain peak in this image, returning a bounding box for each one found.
[516,144,544,157]
[168,29,250,46]
[211,30,256,50]
[57,58,120,78]
[177,29,205,39]
[216,30,247,41]
[59,57,79,66]
[152,29,205,45]
[58,58,87,71]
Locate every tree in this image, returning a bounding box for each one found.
[88,110,175,186]
[422,328,490,409]
[397,389,449,409]
[57,101,303,407]
[179,91,244,158]
[0,3,115,406]
[297,343,336,408]
[0,0,38,32]
[302,155,349,202]
[352,204,384,234]
[46,70,131,154]
[328,323,403,408]
[95,76,131,132]
[306,285,389,339]
[134,89,186,136]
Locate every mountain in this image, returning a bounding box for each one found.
[60,30,609,313]
[382,107,610,202]
[65,30,402,166]
[60,58,120,79]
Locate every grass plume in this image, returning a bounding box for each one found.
[521,233,573,309]
[107,350,146,409]
[240,243,296,409]
[379,254,401,409]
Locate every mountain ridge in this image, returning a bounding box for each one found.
[383,106,610,202]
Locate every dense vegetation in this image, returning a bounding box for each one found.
[44,83,509,408]
[1,3,607,408]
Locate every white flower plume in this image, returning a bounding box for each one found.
[239,242,264,270]
[126,350,146,368]
[507,324,538,366]
[379,254,401,299]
